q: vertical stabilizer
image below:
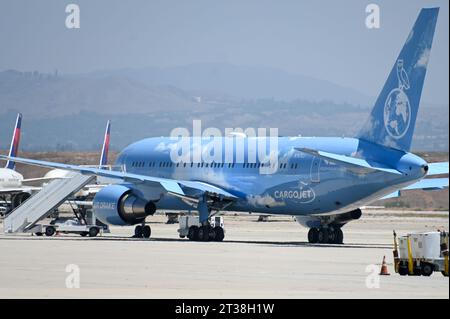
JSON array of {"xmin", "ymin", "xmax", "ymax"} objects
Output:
[
  {"xmin": 358, "ymin": 8, "xmax": 439, "ymax": 151},
  {"xmin": 5, "ymin": 113, "xmax": 22, "ymax": 170}
]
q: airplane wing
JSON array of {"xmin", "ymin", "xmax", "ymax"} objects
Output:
[
  {"xmin": 0, "ymin": 155, "xmax": 238, "ymax": 202},
  {"xmin": 22, "ymin": 176, "xmax": 68, "ymax": 184},
  {"xmin": 0, "ymin": 186, "xmax": 40, "ymax": 194},
  {"xmin": 295, "ymin": 148, "xmax": 402, "ymax": 175},
  {"xmin": 380, "ymin": 178, "xmax": 449, "ymax": 199},
  {"xmin": 427, "ymin": 162, "xmax": 449, "ymax": 176}
]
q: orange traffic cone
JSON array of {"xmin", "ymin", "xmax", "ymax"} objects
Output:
[{"xmin": 379, "ymin": 256, "xmax": 390, "ymax": 275}]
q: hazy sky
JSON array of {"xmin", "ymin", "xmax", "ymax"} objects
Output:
[{"xmin": 0, "ymin": 0, "xmax": 448, "ymax": 105}]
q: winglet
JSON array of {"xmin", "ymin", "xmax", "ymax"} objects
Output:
[
  {"xmin": 99, "ymin": 120, "xmax": 111, "ymax": 167},
  {"xmin": 5, "ymin": 113, "xmax": 22, "ymax": 170}
]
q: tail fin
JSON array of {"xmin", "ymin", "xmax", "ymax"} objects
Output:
[
  {"xmin": 99, "ymin": 120, "xmax": 111, "ymax": 167},
  {"xmin": 358, "ymin": 8, "xmax": 439, "ymax": 151},
  {"xmin": 5, "ymin": 113, "xmax": 22, "ymax": 170}
]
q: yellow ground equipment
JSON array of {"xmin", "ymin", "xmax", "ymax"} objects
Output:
[{"xmin": 393, "ymin": 230, "xmax": 449, "ymax": 277}]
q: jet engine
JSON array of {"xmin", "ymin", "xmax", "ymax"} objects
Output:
[
  {"xmin": 11, "ymin": 192, "xmax": 31, "ymax": 209},
  {"xmin": 332, "ymin": 209, "xmax": 362, "ymax": 225},
  {"xmin": 93, "ymin": 184, "xmax": 156, "ymax": 226}
]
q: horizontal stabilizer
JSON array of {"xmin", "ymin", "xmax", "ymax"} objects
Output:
[
  {"xmin": 402, "ymin": 177, "xmax": 448, "ymax": 190},
  {"xmin": 427, "ymin": 162, "xmax": 449, "ymax": 176},
  {"xmin": 381, "ymin": 177, "xmax": 448, "ymax": 199},
  {"xmin": 295, "ymin": 148, "xmax": 402, "ymax": 175}
]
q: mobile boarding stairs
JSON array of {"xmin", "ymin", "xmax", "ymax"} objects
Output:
[{"xmin": 3, "ymin": 172, "xmax": 95, "ymax": 234}]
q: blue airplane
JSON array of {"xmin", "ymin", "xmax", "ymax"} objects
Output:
[{"xmin": 1, "ymin": 8, "xmax": 448, "ymax": 243}]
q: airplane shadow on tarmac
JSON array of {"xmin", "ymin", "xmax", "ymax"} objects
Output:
[{"xmin": 0, "ymin": 234, "xmax": 391, "ymax": 249}]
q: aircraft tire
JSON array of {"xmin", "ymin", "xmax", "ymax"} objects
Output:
[
  {"xmin": 318, "ymin": 228, "xmax": 329, "ymax": 244},
  {"xmin": 214, "ymin": 226, "xmax": 225, "ymax": 242},
  {"xmin": 308, "ymin": 228, "xmax": 319, "ymax": 243},
  {"xmin": 134, "ymin": 225, "xmax": 143, "ymax": 238},
  {"xmin": 188, "ymin": 226, "xmax": 199, "ymax": 241},
  {"xmin": 328, "ymin": 229, "xmax": 337, "ymax": 243},
  {"xmin": 198, "ymin": 226, "xmax": 210, "ymax": 241},
  {"xmin": 208, "ymin": 226, "xmax": 216, "ymax": 241},
  {"xmin": 142, "ymin": 225, "xmax": 151, "ymax": 238},
  {"xmin": 334, "ymin": 228, "xmax": 344, "ymax": 244}
]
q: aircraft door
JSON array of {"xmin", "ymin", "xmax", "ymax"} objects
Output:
[{"xmin": 310, "ymin": 157, "xmax": 321, "ymax": 183}]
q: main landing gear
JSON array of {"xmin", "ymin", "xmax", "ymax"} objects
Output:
[
  {"xmin": 185, "ymin": 196, "xmax": 226, "ymax": 242},
  {"xmin": 133, "ymin": 223, "xmax": 151, "ymax": 238},
  {"xmin": 187, "ymin": 225, "xmax": 225, "ymax": 242},
  {"xmin": 308, "ymin": 226, "xmax": 343, "ymax": 244}
]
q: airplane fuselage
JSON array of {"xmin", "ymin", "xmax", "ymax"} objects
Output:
[
  {"xmin": 0, "ymin": 168, "xmax": 23, "ymax": 189},
  {"xmin": 115, "ymin": 136, "xmax": 427, "ymax": 217}
]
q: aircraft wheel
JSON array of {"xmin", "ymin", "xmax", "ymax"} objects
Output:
[
  {"xmin": 142, "ymin": 225, "xmax": 151, "ymax": 238},
  {"xmin": 334, "ymin": 228, "xmax": 344, "ymax": 244},
  {"xmin": 12, "ymin": 192, "xmax": 31, "ymax": 209},
  {"xmin": 308, "ymin": 228, "xmax": 319, "ymax": 243},
  {"xmin": 208, "ymin": 226, "xmax": 217, "ymax": 241},
  {"xmin": 35, "ymin": 232, "xmax": 43, "ymax": 237},
  {"xmin": 328, "ymin": 229, "xmax": 337, "ymax": 243},
  {"xmin": 45, "ymin": 226, "xmax": 56, "ymax": 237},
  {"xmin": 214, "ymin": 226, "xmax": 225, "ymax": 242},
  {"xmin": 198, "ymin": 226, "xmax": 210, "ymax": 241},
  {"xmin": 134, "ymin": 225, "xmax": 143, "ymax": 238},
  {"xmin": 318, "ymin": 228, "xmax": 329, "ymax": 244},
  {"xmin": 80, "ymin": 232, "xmax": 88, "ymax": 237},
  {"xmin": 188, "ymin": 226, "xmax": 198, "ymax": 241}
]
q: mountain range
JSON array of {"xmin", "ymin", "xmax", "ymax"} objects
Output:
[{"xmin": 0, "ymin": 64, "xmax": 448, "ymax": 152}]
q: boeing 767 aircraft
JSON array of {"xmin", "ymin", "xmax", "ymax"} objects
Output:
[{"xmin": 2, "ymin": 8, "xmax": 448, "ymax": 243}]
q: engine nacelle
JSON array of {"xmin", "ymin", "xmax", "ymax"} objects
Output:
[
  {"xmin": 93, "ymin": 184, "xmax": 156, "ymax": 226},
  {"xmin": 332, "ymin": 209, "xmax": 362, "ymax": 225}
]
